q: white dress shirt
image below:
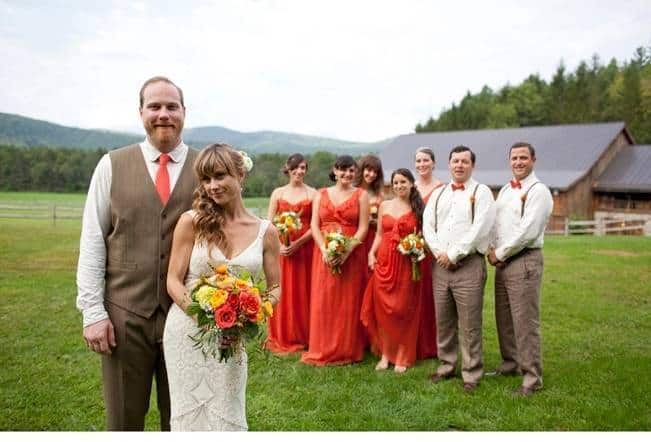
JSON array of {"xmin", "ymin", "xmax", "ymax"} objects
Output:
[
  {"xmin": 491, "ymin": 172, "xmax": 554, "ymax": 262},
  {"xmin": 423, "ymin": 177, "xmax": 496, "ymax": 264},
  {"xmin": 76, "ymin": 139, "xmax": 190, "ymax": 327}
]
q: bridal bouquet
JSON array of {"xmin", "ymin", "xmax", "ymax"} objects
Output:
[
  {"xmin": 273, "ymin": 211, "xmax": 302, "ymax": 246},
  {"xmin": 324, "ymin": 231, "xmax": 358, "ymax": 275},
  {"xmin": 397, "ymin": 232, "xmax": 427, "ymax": 281},
  {"xmin": 186, "ymin": 263, "xmax": 274, "ymax": 362}
]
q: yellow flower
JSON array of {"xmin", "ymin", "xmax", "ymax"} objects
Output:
[
  {"xmin": 214, "ymin": 264, "xmax": 229, "ymax": 275},
  {"xmin": 236, "ymin": 278, "xmax": 250, "ymax": 289},
  {"xmin": 251, "ymin": 287, "xmax": 260, "ymax": 296},
  {"xmin": 256, "ymin": 309, "xmax": 265, "ymax": 323},
  {"xmin": 262, "ymin": 300, "xmax": 273, "ymax": 317},
  {"xmin": 209, "ymin": 289, "xmax": 228, "ymax": 309},
  {"xmin": 216, "ymin": 276, "xmax": 236, "ymax": 289},
  {"xmin": 196, "ymin": 285, "xmax": 217, "ymax": 309}
]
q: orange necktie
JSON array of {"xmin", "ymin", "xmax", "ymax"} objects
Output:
[{"xmin": 155, "ymin": 154, "xmax": 171, "ymax": 205}]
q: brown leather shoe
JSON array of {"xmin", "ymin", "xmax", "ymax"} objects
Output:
[
  {"xmin": 513, "ymin": 386, "xmax": 536, "ymax": 397},
  {"xmin": 429, "ymin": 373, "xmax": 454, "ymax": 384},
  {"xmin": 463, "ymin": 382, "xmax": 478, "ymax": 393}
]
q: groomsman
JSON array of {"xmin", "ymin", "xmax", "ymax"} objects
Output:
[
  {"xmin": 488, "ymin": 141, "xmax": 553, "ymax": 397},
  {"xmin": 76, "ymin": 76, "xmax": 198, "ymax": 429},
  {"xmin": 423, "ymin": 146, "xmax": 495, "ymax": 393}
]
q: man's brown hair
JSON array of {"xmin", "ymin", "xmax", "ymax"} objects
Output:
[{"xmin": 139, "ymin": 76, "xmax": 185, "ymax": 108}]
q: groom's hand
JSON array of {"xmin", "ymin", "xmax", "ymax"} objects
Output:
[{"xmin": 83, "ymin": 319, "xmax": 117, "ymax": 355}]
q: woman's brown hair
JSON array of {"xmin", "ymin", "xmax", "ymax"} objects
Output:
[{"xmin": 354, "ymin": 154, "xmax": 384, "ymax": 193}]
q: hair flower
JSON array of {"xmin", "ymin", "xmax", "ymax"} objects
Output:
[{"xmin": 239, "ymin": 150, "xmax": 254, "ymax": 172}]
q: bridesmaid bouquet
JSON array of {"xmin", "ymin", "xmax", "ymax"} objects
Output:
[
  {"xmin": 324, "ymin": 231, "xmax": 358, "ymax": 275},
  {"xmin": 369, "ymin": 204, "xmax": 379, "ymax": 225},
  {"xmin": 272, "ymin": 210, "xmax": 302, "ymax": 246},
  {"xmin": 397, "ymin": 232, "xmax": 427, "ymax": 281},
  {"xmin": 186, "ymin": 263, "xmax": 275, "ymax": 362}
]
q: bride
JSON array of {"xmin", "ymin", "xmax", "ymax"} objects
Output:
[{"xmin": 163, "ymin": 143, "xmax": 280, "ymax": 431}]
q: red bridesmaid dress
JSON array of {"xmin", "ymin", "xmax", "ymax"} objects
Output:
[
  {"xmin": 266, "ymin": 198, "xmax": 313, "ymax": 353},
  {"xmin": 416, "ymin": 188, "xmax": 439, "ymax": 359},
  {"xmin": 361, "ymin": 211, "xmax": 423, "ymax": 367},
  {"xmin": 301, "ymin": 188, "xmax": 368, "ymax": 365}
]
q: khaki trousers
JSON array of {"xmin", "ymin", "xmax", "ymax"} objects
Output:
[
  {"xmin": 101, "ymin": 303, "xmax": 170, "ymax": 431},
  {"xmin": 433, "ymin": 253, "xmax": 486, "ymax": 384},
  {"xmin": 494, "ymin": 248, "xmax": 543, "ymax": 389}
]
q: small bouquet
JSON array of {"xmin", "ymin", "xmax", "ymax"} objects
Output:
[
  {"xmin": 186, "ymin": 263, "xmax": 274, "ymax": 362},
  {"xmin": 273, "ymin": 211, "xmax": 302, "ymax": 246},
  {"xmin": 324, "ymin": 231, "xmax": 358, "ymax": 274},
  {"xmin": 369, "ymin": 204, "xmax": 379, "ymax": 225},
  {"xmin": 397, "ymin": 232, "xmax": 427, "ymax": 281}
]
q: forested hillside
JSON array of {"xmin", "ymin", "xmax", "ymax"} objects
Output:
[
  {"xmin": 0, "ymin": 113, "xmax": 141, "ymax": 149},
  {"xmin": 0, "ymin": 113, "xmax": 388, "ymax": 154},
  {"xmin": 0, "ymin": 145, "xmax": 337, "ymax": 196},
  {"xmin": 416, "ymin": 47, "xmax": 651, "ymax": 143}
]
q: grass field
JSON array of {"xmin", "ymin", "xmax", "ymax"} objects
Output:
[{"xmin": 0, "ymin": 192, "xmax": 650, "ymax": 430}]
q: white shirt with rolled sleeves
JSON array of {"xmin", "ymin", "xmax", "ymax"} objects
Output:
[
  {"xmin": 491, "ymin": 172, "xmax": 553, "ymax": 262},
  {"xmin": 76, "ymin": 139, "xmax": 189, "ymax": 327},
  {"xmin": 423, "ymin": 177, "xmax": 496, "ymax": 264}
]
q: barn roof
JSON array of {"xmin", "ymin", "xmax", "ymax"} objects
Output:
[
  {"xmin": 594, "ymin": 145, "xmax": 651, "ymax": 193},
  {"xmin": 379, "ymin": 122, "xmax": 633, "ymax": 190}
]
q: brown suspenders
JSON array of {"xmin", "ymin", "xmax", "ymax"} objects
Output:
[{"xmin": 433, "ymin": 184, "xmax": 480, "ymax": 233}]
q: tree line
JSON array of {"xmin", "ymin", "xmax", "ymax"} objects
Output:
[
  {"xmin": 416, "ymin": 46, "xmax": 651, "ymax": 144},
  {"xmin": 0, "ymin": 145, "xmax": 338, "ymax": 197}
]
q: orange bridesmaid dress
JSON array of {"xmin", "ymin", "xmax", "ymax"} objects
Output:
[
  {"xmin": 301, "ymin": 188, "xmax": 367, "ymax": 365},
  {"xmin": 266, "ymin": 198, "xmax": 313, "ymax": 353},
  {"xmin": 416, "ymin": 188, "xmax": 439, "ymax": 359},
  {"xmin": 361, "ymin": 211, "xmax": 423, "ymax": 367}
]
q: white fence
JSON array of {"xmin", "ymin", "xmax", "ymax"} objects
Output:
[
  {"xmin": 0, "ymin": 203, "xmax": 262, "ymax": 225},
  {"xmin": 1, "ymin": 203, "xmax": 648, "ymax": 236},
  {"xmin": 0, "ymin": 203, "xmax": 84, "ymax": 225},
  {"xmin": 547, "ymin": 215, "xmax": 651, "ymax": 236}
]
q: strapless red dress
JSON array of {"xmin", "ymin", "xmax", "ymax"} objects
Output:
[{"xmin": 301, "ymin": 188, "xmax": 367, "ymax": 365}]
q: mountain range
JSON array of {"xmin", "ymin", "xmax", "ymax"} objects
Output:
[{"xmin": 0, "ymin": 112, "xmax": 391, "ymax": 154}]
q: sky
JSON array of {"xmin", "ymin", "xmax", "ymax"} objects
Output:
[{"xmin": 1, "ymin": 0, "xmax": 649, "ymax": 143}]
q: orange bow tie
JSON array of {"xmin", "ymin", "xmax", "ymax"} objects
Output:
[
  {"xmin": 510, "ymin": 179, "xmax": 521, "ymax": 189},
  {"xmin": 451, "ymin": 183, "xmax": 465, "ymax": 191}
]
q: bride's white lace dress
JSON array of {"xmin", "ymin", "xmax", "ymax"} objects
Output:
[{"xmin": 163, "ymin": 213, "xmax": 270, "ymax": 431}]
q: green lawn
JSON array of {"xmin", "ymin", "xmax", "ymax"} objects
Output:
[{"xmin": 0, "ymin": 194, "xmax": 650, "ymax": 430}]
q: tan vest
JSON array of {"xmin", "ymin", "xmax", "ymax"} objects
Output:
[{"xmin": 105, "ymin": 144, "xmax": 199, "ymax": 318}]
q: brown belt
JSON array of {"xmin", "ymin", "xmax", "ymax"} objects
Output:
[{"xmin": 505, "ymin": 248, "xmax": 537, "ymax": 263}]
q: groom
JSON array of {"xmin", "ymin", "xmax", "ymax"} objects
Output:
[{"xmin": 76, "ymin": 76, "xmax": 198, "ymax": 430}]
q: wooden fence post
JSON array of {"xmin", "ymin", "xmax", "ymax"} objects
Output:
[{"xmin": 564, "ymin": 217, "xmax": 569, "ymax": 236}]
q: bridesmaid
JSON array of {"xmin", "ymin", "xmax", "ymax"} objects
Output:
[
  {"xmin": 301, "ymin": 155, "xmax": 370, "ymax": 365},
  {"xmin": 266, "ymin": 154, "xmax": 317, "ymax": 354},
  {"xmin": 414, "ymin": 147, "xmax": 445, "ymax": 360},
  {"xmin": 361, "ymin": 168, "xmax": 425, "ymax": 373},
  {"xmin": 355, "ymin": 155, "xmax": 384, "ymax": 269}
]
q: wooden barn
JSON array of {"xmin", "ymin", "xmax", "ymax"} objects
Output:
[{"xmin": 378, "ymin": 122, "xmax": 651, "ymax": 232}]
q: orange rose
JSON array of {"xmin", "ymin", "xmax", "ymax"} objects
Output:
[
  {"xmin": 215, "ymin": 305, "xmax": 237, "ymax": 329},
  {"xmin": 239, "ymin": 293, "xmax": 261, "ymax": 317}
]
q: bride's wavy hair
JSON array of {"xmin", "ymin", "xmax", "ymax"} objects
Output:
[{"xmin": 192, "ymin": 143, "xmax": 247, "ymax": 249}]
